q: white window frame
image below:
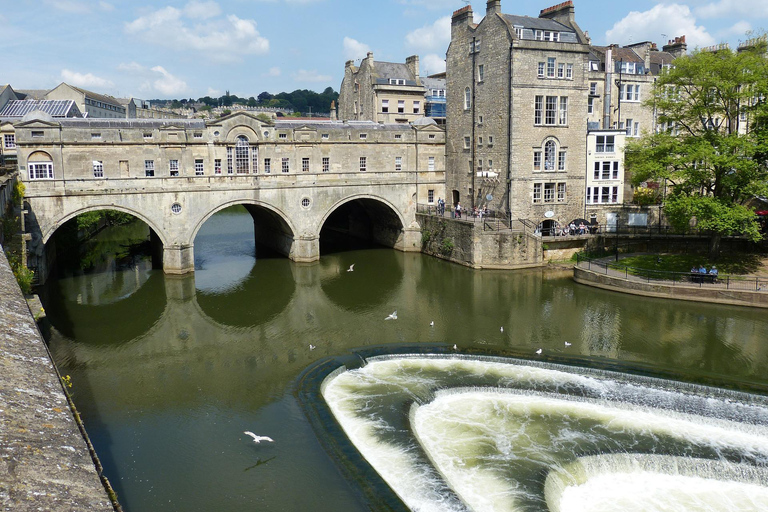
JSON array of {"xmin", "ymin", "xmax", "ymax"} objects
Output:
[
  {"xmin": 428, "ymin": 156, "xmax": 435, "ymax": 171},
  {"xmin": 359, "ymin": 156, "xmax": 367, "ymax": 172},
  {"xmin": 302, "ymin": 157, "xmax": 310, "ymax": 172},
  {"xmin": 264, "ymin": 158, "xmax": 271, "ymax": 174},
  {"xmin": 169, "ymin": 159, "xmax": 179, "ymax": 177},
  {"xmin": 93, "ymin": 160, "xmax": 104, "ymax": 178},
  {"xmin": 145, "ymin": 160, "xmax": 154, "ymax": 177},
  {"xmin": 29, "ymin": 162, "xmax": 54, "ymax": 180},
  {"xmin": 395, "ymin": 156, "xmax": 402, "ymax": 171},
  {"xmin": 281, "ymin": 157, "xmax": 290, "ymax": 173},
  {"xmin": 413, "ymin": 100, "xmax": 420, "ymax": 114},
  {"xmin": 195, "ymin": 159, "xmax": 204, "ymax": 176},
  {"xmin": 381, "ymin": 99, "xmax": 389, "ymax": 113},
  {"xmin": 322, "ymin": 157, "xmax": 330, "ymax": 172}
]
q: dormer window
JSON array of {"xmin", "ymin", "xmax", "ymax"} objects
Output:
[
  {"xmin": 389, "ymin": 78, "xmax": 406, "ymax": 85},
  {"xmin": 535, "ymin": 30, "xmax": 559, "ymax": 42}
]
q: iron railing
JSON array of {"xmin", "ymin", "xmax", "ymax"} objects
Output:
[{"xmin": 575, "ymin": 254, "xmax": 768, "ymax": 292}]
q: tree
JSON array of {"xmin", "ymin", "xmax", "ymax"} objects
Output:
[{"xmin": 626, "ymin": 38, "xmax": 768, "ymax": 256}]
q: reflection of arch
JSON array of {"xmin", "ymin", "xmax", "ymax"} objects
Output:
[
  {"xmin": 190, "ymin": 200, "xmax": 297, "ymax": 247},
  {"xmin": 41, "ymin": 205, "xmax": 168, "ymax": 245},
  {"xmin": 43, "ymin": 271, "xmax": 167, "ymax": 346}
]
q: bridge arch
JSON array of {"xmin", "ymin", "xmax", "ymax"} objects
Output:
[
  {"xmin": 318, "ymin": 194, "xmax": 408, "ymax": 251},
  {"xmin": 41, "ymin": 204, "xmax": 169, "ymax": 246},
  {"xmin": 190, "ymin": 199, "xmax": 299, "ymax": 259}
]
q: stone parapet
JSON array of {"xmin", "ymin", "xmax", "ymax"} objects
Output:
[{"xmin": 0, "ymin": 245, "xmax": 115, "ymax": 511}]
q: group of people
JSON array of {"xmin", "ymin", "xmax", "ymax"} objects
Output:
[
  {"xmin": 434, "ymin": 198, "xmax": 489, "ymax": 220},
  {"xmin": 559, "ymin": 221, "xmax": 593, "ymax": 236},
  {"xmin": 691, "ymin": 264, "xmax": 718, "ymax": 276}
]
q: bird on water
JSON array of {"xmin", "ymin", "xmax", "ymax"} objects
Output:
[
  {"xmin": 347, "ymin": 264, "xmax": 355, "ymax": 272},
  {"xmin": 385, "ymin": 311, "xmax": 397, "ymax": 320}
]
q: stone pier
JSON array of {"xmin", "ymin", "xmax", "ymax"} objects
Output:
[{"xmin": 0, "ymin": 246, "xmax": 115, "ymax": 511}]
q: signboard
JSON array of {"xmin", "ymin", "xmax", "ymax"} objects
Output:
[{"xmin": 544, "ymin": 211, "xmax": 555, "ymax": 218}]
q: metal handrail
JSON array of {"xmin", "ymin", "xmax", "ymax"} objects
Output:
[{"xmin": 575, "ymin": 254, "xmax": 768, "ymax": 292}]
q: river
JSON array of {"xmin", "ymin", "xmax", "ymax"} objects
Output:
[{"xmin": 39, "ymin": 207, "xmax": 768, "ymax": 511}]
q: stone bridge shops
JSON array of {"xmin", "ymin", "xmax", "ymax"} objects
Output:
[{"xmin": 13, "ymin": 112, "xmax": 446, "ymax": 282}]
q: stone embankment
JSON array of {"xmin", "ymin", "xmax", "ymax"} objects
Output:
[{"xmin": 0, "ymin": 246, "xmax": 115, "ymax": 511}]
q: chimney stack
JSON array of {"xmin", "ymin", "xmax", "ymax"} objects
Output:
[
  {"xmin": 406, "ymin": 55, "xmax": 420, "ymax": 80},
  {"xmin": 486, "ymin": 0, "xmax": 501, "ymax": 15},
  {"xmin": 662, "ymin": 35, "xmax": 687, "ymax": 58}
]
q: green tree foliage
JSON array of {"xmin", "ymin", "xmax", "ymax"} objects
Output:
[{"xmin": 625, "ymin": 37, "xmax": 768, "ymax": 255}]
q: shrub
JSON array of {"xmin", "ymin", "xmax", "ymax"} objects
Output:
[{"xmin": 439, "ymin": 237, "xmax": 454, "ymax": 255}]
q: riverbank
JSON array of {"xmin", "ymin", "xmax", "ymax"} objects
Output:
[
  {"xmin": 0, "ymin": 245, "xmax": 116, "ymax": 511},
  {"xmin": 574, "ymin": 256, "xmax": 768, "ymax": 309}
]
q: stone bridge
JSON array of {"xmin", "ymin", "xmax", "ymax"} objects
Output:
[{"xmin": 14, "ymin": 113, "xmax": 446, "ymax": 281}]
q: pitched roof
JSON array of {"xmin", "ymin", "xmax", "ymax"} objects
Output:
[
  {"xmin": 0, "ymin": 99, "xmax": 82, "ymax": 118},
  {"xmin": 500, "ymin": 14, "xmax": 574, "ymax": 32},
  {"xmin": 590, "ymin": 46, "xmax": 644, "ymax": 63},
  {"xmin": 14, "ymin": 89, "xmax": 48, "ymax": 100},
  {"xmin": 374, "ymin": 61, "xmax": 415, "ymax": 81}
]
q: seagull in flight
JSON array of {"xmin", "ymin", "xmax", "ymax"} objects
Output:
[
  {"xmin": 430, "ymin": 321, "xmax": 434, "ymax": 326},
  {"xmin": 564, "ymin": 342, "xmax": 572, "ymax": 347},
  {"xmin": 385, "ymin": 310, "xmax": 397, "ymax": 320},
  {"xmin": 309, "ymin": 344, "xmax": 316, "ymax": 351},
  {"xmin": 347, "ymin": 264, "xmax": 355, "ymax": 272},
  {"xmin": 535, "ymin": 348, "xmax": 542, "ymax": 355},
  {"xmin": 453, "ymin": 344, "xmax": 458, "ymax": 350},
  {"xmin": 244, "ymin": 431, "xmax": 274, "ymax": 444}
]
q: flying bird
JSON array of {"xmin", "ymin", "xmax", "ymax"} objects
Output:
[
  {"xmin": 500, "ymin": 326, "xmax": 504, "ymax": 332},
  {"xmin": 309, "ymin": 344, "xmax": 316, "ymax": 351},
  {"xmin": 385, "ymin": 311, "xmax": 397, "ymax": 320},
  {"xmin": 453, "ymin": 344, "xmax": 458, "ymax": 350},
  {"xmin": 347, "ymin": 264, "xmax": 354, "ymax": 272},
  {"xmin": 430, "ymin": 321, "xmax": 434, "ymax": 326},
  {"xmin": 244, "ymin": 431, "xmax": 274, "ymax": 444},
  {"xmin": 564, "ymin": 342, "xmax": 572, "ymax": 347},
  {"xmin": 535, "ymin": 348, "xmax": 542, "ymax": 355}
]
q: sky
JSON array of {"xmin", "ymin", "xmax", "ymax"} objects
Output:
[{"xmin": 1, "ymin": 0, "xmax": 766, "ymax": 100}]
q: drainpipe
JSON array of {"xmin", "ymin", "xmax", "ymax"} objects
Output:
[
  {"xmin": 471, "ymin": 36, "xmax": 477, "ymax": 210},
  {"xmin": 507, "ymin": 43, "xmax": 513, "ymax": 221},
  {"xmin": 603, "ymin": 48, "xmax": 613, "ymax": 129}
]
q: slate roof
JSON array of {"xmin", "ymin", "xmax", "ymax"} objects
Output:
[
  {"xmin": 56, "ymin": 118, "xmax": 206, "ymax": 129},
  {"xmin": 500, "ymin": 14, "xmax": 574, "ymax": 32},
  {"xmin": 14, "ymin": 89, "xmax": 48, "ymax": 100},
  {"xmin": 421, "ymin": 77, "xmax": 446, "ymax": 91},
  {"xmin": 0, "ymin": 99, "xmax": 82, "ymax": 118},
  {"xmin": 590, "ymin": 46, "xmax": 644, "ymax": 63},
  {"xmin": 374, "ymin": 61, "xmax": 415, "ymax": 81}
]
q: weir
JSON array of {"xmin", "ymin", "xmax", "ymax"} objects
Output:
[{"xmin": 321, "ymin": 355, "xmax": 768, "ymax": 512}]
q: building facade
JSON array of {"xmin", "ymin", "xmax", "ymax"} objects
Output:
[{"xmin": 447, "ymin": 0, "xmax": 590, "ymax": 233}]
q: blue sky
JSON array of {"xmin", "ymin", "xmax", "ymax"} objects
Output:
[{"xmin": 1, "ymin": 0, "xmax": 765, "ymax": 100}]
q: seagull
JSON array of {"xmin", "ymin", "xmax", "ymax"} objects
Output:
[
  {"xmin": 385, "ymin": 310, "xmax": 397, "ymax": 320},
  {"xmin": 347, "ymin": 264, "xmax": 354, "ymax": 272},
  {"xmin": 309, "ymin": 344, "xmax": 316, "ymax": 351},
  {"xmin": 535, "ymin": 348, "xmax": 542, "ymax": 355},
  {"xmin": 430, "ymin": 321, "xmax": 434, "ymax": 326},
  {"xmin": 453, "ymin": 344, "xmax": 458, "ymax": 350},
  {"xmin": 244, "ymin": 431, "xmax": 274, "ymax": 444},
  {"xmin": 564, "ymin": 342, "xmax": 572, "ymax": 347},
  {"xmin": 500, "ymin": 326, "xmax": 504, "ymax": 332}
]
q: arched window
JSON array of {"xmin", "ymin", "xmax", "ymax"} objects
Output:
[
  {"xmin": 544, "ymin": 140, "xmax": 556, "ymax": 170},
  {"xmin": 28, "ymin": 151, "xmax": 54, "ymax": 180},
  {"xmin": 464, "ymin": 87, "xmax": 471, "ymax": 110},
  {"xmin": 235, "ymin": 135, "xmax": 250, "ymax": 174}
]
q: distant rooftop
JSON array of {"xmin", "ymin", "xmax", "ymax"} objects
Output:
[{"xmin": 0, "ymin": 99, "xmax": 81, "ymax": 118}]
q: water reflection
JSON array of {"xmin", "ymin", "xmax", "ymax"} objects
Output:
[{"xmin": 39, "ymin": 207, "xmax": 768, "ymax": 512}]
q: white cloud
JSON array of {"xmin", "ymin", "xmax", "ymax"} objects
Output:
[
  {"xmin": 264, "ymin": 67, "xmax": 282, "ymax": 77},
  {"xmin": 125, "ymin": 3, "xmax": 269, "ymax": 62},
  {"xmin": 421, "ymin": 53, "xmax": 446, "ymax": 75},
  {"xmin": 343, "ymin": 36, "xmax": 370, "ymax": 61},
  {"xmin": 184, "ymin": 0, "xmax": 221, "ymax": 19},
  {"xmin": 719, "ymin": 20, "xmax": 752, "ymax": 38},
  {"xmin": 151, "ymin": 66, "xmax": 188, "ymax": 96},
  {"xmin": 117, "ymin": 62, "xmax": 145, "ymax": 72},
  {"xmin": 61, "ymin": 69, "xmax": 114, "ymax": 89},
  {"xmin": 695, "ymin": 0, "xmax": 768, "ymax": 19},
  {"xmin": 606, "ymin": 4, "xmax": 715, "ymax": 49},
  {"xmin": 292, "ymin": 69, "xmax": 332, "ymax": 83},
  {"xmin": 405, "ymin": 16, "xmax": 450, "ymax": 53}
]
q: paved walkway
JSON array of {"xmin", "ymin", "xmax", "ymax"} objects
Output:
[
  {"xmin": 0, "ymin": 246, "xmax": 114, "ymax": 511},
  {"xmin": 576, "ymin": 256, "xmax": 768, "ymax": 294}
]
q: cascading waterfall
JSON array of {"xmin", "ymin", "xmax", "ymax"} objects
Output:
[{"xmin": 321, "ymin": 355, "xmax": 768, "ymax": 512}]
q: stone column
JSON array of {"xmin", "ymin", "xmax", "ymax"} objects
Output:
[
  {"xmin": 163, "ymin": 244, "xmax": 195, "ymax": 274},
  {"xmin": 401, "ymin": 226, "xmax": 422, "ymax": 252}
]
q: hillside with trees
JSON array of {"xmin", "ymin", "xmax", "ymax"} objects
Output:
[{"xmin": 153, "ymin": 87, "xmax": 338, "ymax": 115}]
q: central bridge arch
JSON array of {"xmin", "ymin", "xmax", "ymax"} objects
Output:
[{"xmin": 190, "ymin": 200, "xmax": 299, "ymax": 261}]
